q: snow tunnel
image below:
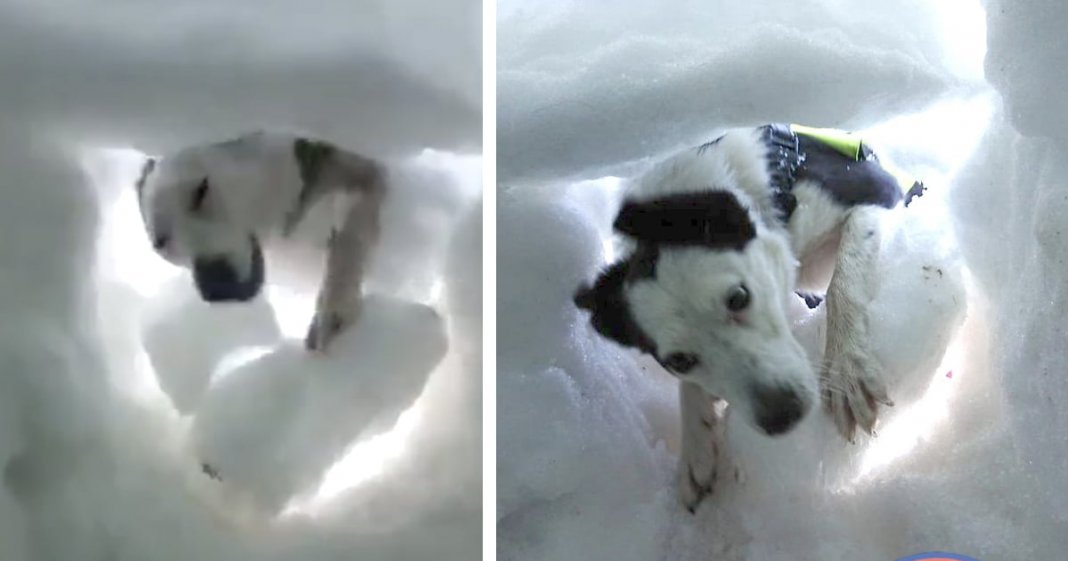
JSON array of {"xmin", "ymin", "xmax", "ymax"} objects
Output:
[
  {"xmin": 0, "ymin": 1, "xmax": 482, "ymax": 559},
  {"xmin": 496, "ymin": 0, "xmax": 1068, "ymax": 559}
]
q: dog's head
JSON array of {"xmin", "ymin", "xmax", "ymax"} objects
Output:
[
  {"xmin": 575, "ymin": 191, "xmax": 817, "ymax": 436},
  {"xmin": 136, "ymin": 154, "xmax": 265, "ymax": 303}
]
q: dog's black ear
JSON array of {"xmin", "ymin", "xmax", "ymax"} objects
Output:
[
  {"xmin": 135, "ymin": 157, "xmax": 157, "ymax": 202},
  {"xmin": 573, "ymin": 260, "xmax": 656, "ymax": 355},
  {"xmin": 574, "ymin": 283, "xmax": 596, "ymax": 311},
  {"xmin": 613, "ymin": 191, "xmax": 756, "ymax": 250}
]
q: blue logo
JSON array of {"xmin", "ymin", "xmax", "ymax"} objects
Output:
[{"xmin": 896, "ymin": 553, "xmax": 980, "ymax": 561}]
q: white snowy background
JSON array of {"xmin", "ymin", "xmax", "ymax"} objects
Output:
[
  {"xmin": 0, "ymin": 1, "xmax": 481, "ymax": 560},
  {"xmin": 498, "ymin": 1, "xmax": 1067, "ymax": 559}
]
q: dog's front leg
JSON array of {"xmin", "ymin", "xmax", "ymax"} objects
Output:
[
  {"xmin": 305, "ymin": 185, "xmax": 384, "ymax": 352},
  {"xmin": 822, "ymin": 206, "xmax": 893, "ymax": 441},
  {"xmin": 677, "ymin": 381, "xmax": 734, "ymax": 512}
]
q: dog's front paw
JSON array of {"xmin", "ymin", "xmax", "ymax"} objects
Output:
[
  {"xmin": 304, "ymin": 300, "xmax": 361, "ymax": 353},
  {"xmin": 678, "ymin": 448, "xmax": 716, "ymax": 513},
  {"xmin": 677, "ymin": 448, "xmax": 742, "ymax": 513},
  {"xmin": 821, "ymin": 347, "xmax": 893, "ymax": 442}
]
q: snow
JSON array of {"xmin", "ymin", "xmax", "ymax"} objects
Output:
[
  {"xmin": 0, "ymin": 1, "xmax": 480, "ymax": 559},
  {"xmin": 498, "ymin": 1, "xmax": 1068, "ymax": 559}
]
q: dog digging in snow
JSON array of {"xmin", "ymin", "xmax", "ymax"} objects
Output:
[
  {"xmin": 136, "ymin": 131, "xmax": 385, "ymax": 352},
  {"xmin": 574, "ymin": 124, "xmax": 927, "ymax": 510}
]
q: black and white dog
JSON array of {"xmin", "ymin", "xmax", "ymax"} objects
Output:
[
  {"xmin": 136, "ymin": 131, "xmax": 386, "ymax": 352},
  {"xmin": 574, "ymin": 124, "xmax": 925, "ymax": 509}
]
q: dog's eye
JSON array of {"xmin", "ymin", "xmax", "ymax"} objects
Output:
[
  {"xmin": 190, "ymin": 178, "xmax": 209, "ymax": 212},
  {"xmin": 662, "ymin": 352, "xmax": 699, "ymax": 374},
  {"xmin": 726, "ymin": 284, "xmax": 750, "ymax": 312},
  {"xmin": 152, "ymin": 233, "xmax": 170, "ymax": 250}
]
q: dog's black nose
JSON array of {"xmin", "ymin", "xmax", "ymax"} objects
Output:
[
  {"xmin": 752, "ymin": 385, "xmax": 808, "ymax": 436},
  {"xmin": 192, "ymin": 241, "xmax": 264, "ymax": 303},
  {"xmin": 193, "ymin": 256, "xmax": 246, "ymax": 302}
]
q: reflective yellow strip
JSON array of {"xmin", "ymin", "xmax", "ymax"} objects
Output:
[{"xmin": 789, "ymin": 123, "xmax": 862, "ymax": 160}]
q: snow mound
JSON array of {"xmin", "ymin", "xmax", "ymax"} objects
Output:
[{"xmin": 192, "ymin": 295, "xmax": 447, "ymax": 514}]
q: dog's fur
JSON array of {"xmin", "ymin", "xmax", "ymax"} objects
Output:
[
  {"xmin": 136, "ymin": 131, "xmax": 386, "ymax": 352},
  {"xmin": 575, "ymin": 126, "xmax": 907, "ymax": 509}
]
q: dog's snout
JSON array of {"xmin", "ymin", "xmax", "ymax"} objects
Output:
[
  {"xmin": 193, "ymin": 256, "xmax": 242, "ymax": 301},
  {"xmin": 192, "ymin": 241, "xmax": 264, "ymax": 303},
  {"xmin": 753, "ymin": 384, "xmax": 809, "ymax": 436}
]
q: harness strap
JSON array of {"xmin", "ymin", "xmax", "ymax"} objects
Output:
[{"xmin": 761, "ymin": 124, "xmax": 805, "ymax": 221}]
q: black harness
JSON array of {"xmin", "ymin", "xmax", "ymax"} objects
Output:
[{"xmin": 702, "ymin": 124, "xmax": 925, "ymax": 224}]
